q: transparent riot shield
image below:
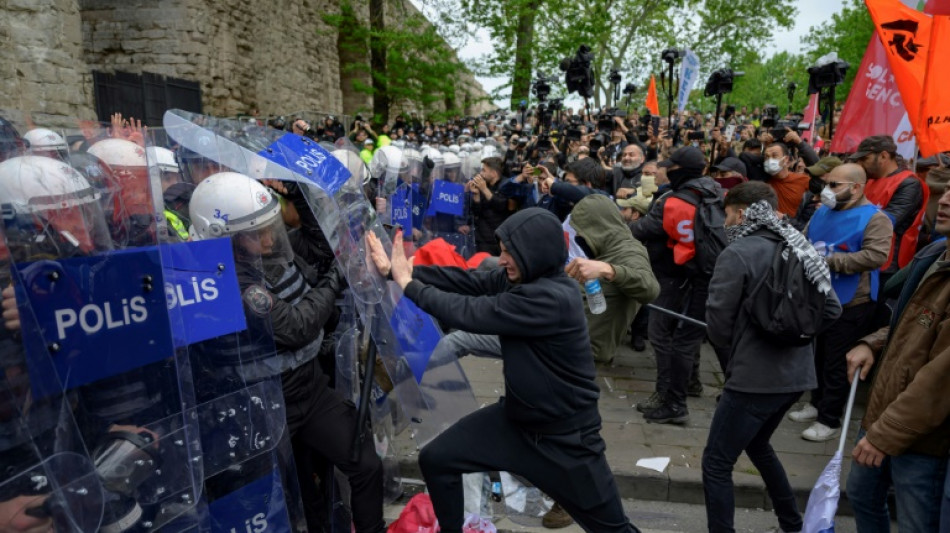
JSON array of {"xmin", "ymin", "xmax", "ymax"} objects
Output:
[
  {"xmin": 164, "ymin": 110, "xmax": 479, "ymax": 453},
  {"xmin": 461, "ymin": 147, "xmax": 482, "ymax": 182},
  {"xmin": 149, "ymin": 136, "xmax": 308, "ymax": 533},
  {"xmin": 421, "ymin": 148, "xmax": 475, "ymax": 259},
  {"xmin": 0, "ymin": 132, "xmax": 206, "ymax": 532}
]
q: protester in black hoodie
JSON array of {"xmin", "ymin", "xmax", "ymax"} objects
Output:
[{"xmin": 367, "ymin": 208, "xmax": 640, "ymax": 533}]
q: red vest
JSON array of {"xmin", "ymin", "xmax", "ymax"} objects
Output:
[{"xmin": 864, "ymin": 169, "xmax": 929, "ymax": 270}]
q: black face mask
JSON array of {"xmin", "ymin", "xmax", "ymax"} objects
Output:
[{"xmin": 667, "ymin": 168, "xmax": 694, "ymax": 189}]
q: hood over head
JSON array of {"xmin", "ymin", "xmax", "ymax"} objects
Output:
[
  {"xmin": 495, "ymin": 207, "xmax": 566, "ymax": 283},
  {"xmin": 569, "ymin": 194, "xmax": 626, "ymax": 258}
]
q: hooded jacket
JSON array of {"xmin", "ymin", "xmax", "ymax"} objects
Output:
[
  {"xmin": 404, "ymin": 208, "xmax": 601, "ymax": 434},
  {"xmin": 569, "ymin": 195, "xmax": 660, "ymax": 362}
]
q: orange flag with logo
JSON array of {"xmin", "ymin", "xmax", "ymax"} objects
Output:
[
  {"xmin": 916, "ymin": 15, "xmax": 950, "ymax": 156},
  {"xmin": 645, "ymin": 75, "xmax": 660, "ymax": 116},
  {"xmin": 865, "ymin": 0, "xmax": 932, "ymax": 125}
]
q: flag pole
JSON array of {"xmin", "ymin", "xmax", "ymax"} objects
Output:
[{"xmin": 837, "ymin": 368, "xmax": 863, "ymax": 456}]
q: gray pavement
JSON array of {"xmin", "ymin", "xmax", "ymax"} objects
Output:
[{"xmin": 390, "ymin": 339, "xmax": 870, "ymax": 525}]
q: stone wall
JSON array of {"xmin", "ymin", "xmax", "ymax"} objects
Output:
[
  {"xmin": 81, "ymin": 0, "xmax": 345, "ymax": 117},
  {"xmin": 0, "ymin": 0, "xmax": 488, "ymax": 127},
  {"xmin": 0, "ymin": 0, "xmax": 95, "ymax": 127}
]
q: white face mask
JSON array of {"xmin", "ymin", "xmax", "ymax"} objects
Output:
[
  {"xmin": 764, "ymin": 158, "xmax": 783, "ymax": 175},
  {"xmin": 820, "ymin": 186, "xmax": 838, "ymax": 209}
]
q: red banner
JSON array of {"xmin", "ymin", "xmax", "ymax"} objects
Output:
[{"xmin": 830, "ymin": 34, "xmax": 914, "ymax": 156}]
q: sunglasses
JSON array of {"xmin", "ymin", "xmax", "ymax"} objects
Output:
[{"xmin": 826, "ymin": 181, "xmax": 856, "ymax": 188}]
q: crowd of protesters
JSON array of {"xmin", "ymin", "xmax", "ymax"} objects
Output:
[
  {"xmin": 4, "ymin": 97, "xmax": 950, "ymax": 533},
  {"xmin": 270, "ymin": 101, "xmax": 950, "ymax": 532}
]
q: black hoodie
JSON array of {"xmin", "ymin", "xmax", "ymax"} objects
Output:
[{"xmin": 404, "ymin": 208, "xmax": 601, "ymax": 434}]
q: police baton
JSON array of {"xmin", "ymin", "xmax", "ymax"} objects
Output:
[
  {"xmin": 646, "ymin": 303, "xmax": 708, "ymax": 329},
  {"xmin": 351, "ymin": 316, "xmax": 379, "ymax": 463}
]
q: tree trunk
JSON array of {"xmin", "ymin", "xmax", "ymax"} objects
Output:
[
  {"xmin": 370, "ymin": 0, "xmax": 389, "ymax": 124},
  {"xmin": 509, "ymin": 1, "xmax": 540, "ymax": 110}
]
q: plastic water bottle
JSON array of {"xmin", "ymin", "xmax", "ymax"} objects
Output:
[{"xmin": 585, "ymin": 279, "xmax": 607, "ymax": 314}]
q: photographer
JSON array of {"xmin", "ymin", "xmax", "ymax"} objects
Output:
[
  {"xmin": 758, "ymin": 127, "xmax": 820, "ymax": 168},
  {"xmin": 349, "ymin": 117, "xmax": 378, "ymax": 145},
  {"xmin": 467, "ymin": 157, "xmax": 513, "ymax": 255},
  {"xmin": 292, "ymin": 118, "xmax": 314, "ymax": 139}
]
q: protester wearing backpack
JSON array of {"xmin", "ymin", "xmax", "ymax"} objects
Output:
[
  {"xmin": 703, "ymin": 182, "xmax": 842, "ymax": 533},
  {"xmin": 631, "ymin": 145, "xmax": 726, "ymax": 424},
  {"xmin": 788, "ymin": 163, "xmax": 892, "ymax": 443}
]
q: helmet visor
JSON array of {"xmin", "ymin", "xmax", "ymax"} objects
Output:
[{"xmin": 232, "ymin": 215, "xmax": 294, "ymax": 265}]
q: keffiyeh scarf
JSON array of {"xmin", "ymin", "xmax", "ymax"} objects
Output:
[{"xmin": 727, "ymin": 200, "xmax": 833, "ymax": 295}]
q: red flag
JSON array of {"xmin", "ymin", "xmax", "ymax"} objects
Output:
[
  {"xmin": 916, "ymin": 15, "xmax": 950, "ymax": 156},
  {"xmin": 645, "ymin": 75, "xmax": 660, "ymax": 116},
  {"xmin": 925, "ymin": 0, "xmax": 950, "ymax": 15},
  {"xmin": 830, "ymin": 34, "xmax": 915, "ymax": 156},
  {"xmin": 801, "ymin": 93, "xmax": 820, "ymax": 144},
  {"xmin": 865, "ymin": 0, "xmax": 933, "ymax": 124}
]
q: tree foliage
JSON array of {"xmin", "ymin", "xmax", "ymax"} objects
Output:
[
  {"xmin": 324, "ymin": 0, "xmax": 472, "ymax": 122},
  {"xmin": 419, "ymin": 0, "xmax": 797, "ymax": 109}
]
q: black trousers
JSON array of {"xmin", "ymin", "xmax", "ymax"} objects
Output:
[
  {"xmin": 649, "ymin": 276, "xmax": 709, "ymax": 408},
  {"xmin": 630, "ymin": 305, "xmax": 650, "ymax": 340},
  {"xmin": 419, "ymin": 402, "xmax": 639, "ymax": 533},
  {"xmin": 810, "ymin": 301, "xmax": 877, "ymax": 429},
  {"xmin": 289, "ymin": 384, "xmax": 384, "ymax": 533}
]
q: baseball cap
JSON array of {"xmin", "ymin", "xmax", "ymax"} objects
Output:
[
  {"xmin": 850, "ymin": 135, "xmax": 898, "ymax": 160},
  {"xmin": 657, "ymin": 146, "xmax": 706, "ymax": 172},
  {"xmin": 917, "ymin": 153, "xmax": 950, "ymax": 168},
  {"xmin": 364, "ymin": 138, "xmax": 375, "ymax": 145},
  {"xmin": 805, "ymin": 156, "xmax": 843, "ymax": 177},
  {"xmin": 712, "ymin": 157, "xmax": 747, "ymax": 178}
]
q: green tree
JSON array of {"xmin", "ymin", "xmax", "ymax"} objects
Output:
[
  {"xmin": 725, "ymin": 51, "xmax": 812, "ymax": 114},
  {"xmin": 324, "ymin": 0, "xmax": 473, "ymax": 123},
  {"xmin": 424, "ymin": 0, "xmax": 796, "ymax": 110},
  {"xmin": 802, "ymin": 0, "xmax": 874, "ymax": 100}
]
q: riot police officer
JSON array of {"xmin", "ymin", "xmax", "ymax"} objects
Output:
[{"xmin": 188, "ymin": 172, "xmax": 385, "ymax": 533}]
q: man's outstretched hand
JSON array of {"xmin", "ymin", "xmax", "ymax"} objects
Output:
[{"xmin": 366, "ymin": 230, "xmax": 413, "ymax": 289}]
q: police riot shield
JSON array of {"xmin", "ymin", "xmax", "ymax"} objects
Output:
[
  {"xmin": 461, "ymin": 145, "xmax": 482, "ymax": 182},
  {"xmin": 164, "ymin": 110, "xmax": 479, "ymax": 452},
  {"xmin": 421, "ymin": 147, "xmax": 474, "ymax": 258},
  {"xmin": 0, "ymin": 127, "xmax": 208, "ymax": 532},
  {"xmin": 143, "ymin": 127, "xmax": 307, "ymax": 533},
  {"xmin": 368, "ymin": 145, "xmax": 405, "ymax": 227}
]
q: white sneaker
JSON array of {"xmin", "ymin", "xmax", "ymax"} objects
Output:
[
  {"xmin": 787, "ymin": 404, "xmax": 818, "ymax": 422},
  {"xmin": 802, "ymin": 422, "xmax": 840, "ymax": 442}
]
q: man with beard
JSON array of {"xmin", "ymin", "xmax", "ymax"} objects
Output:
[
  {"xmin": 614, "ymin": 144, "xmax": 646, "ymax": 199},
  {"xmin": 852, "ymin": 135, "xmax": 927, "ymax": 278}
]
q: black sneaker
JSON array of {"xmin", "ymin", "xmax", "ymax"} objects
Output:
[
  {"xmin": 643, "ymin": 402, "xmax": 689, "ymax": 425},
  {"xmin": 635, "ymin": 392, "xmax": 665, "ymax": 413},
  {"xmin": 632, "ymin": 335, "xmax": 647, "ymax": 352}
]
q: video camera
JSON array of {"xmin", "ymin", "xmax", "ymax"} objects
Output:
[
  {"xmin": 760, "ymin": 105, "xmax": 780, "ymax": 129},
  {"xmin": 807, "ymin": 59, "xmax": 850, "ymax": 93},
  {"xmin": 559, "ymin": 45, "xmax": 595, "ymax": 99},
  {"xmin": 704, "ymin": 68, "xmax": 744, "ymax": 97},
  {"xmin": 532, "ymin": 74, "xmax": 554, "ymax": 102},
  {"xmin": 637, "ymin": 115, "xmax": 660, "ymax": 143},
  {"xmin": 597, "ymin": 108, "xmax": 626, "ymax": 132}
]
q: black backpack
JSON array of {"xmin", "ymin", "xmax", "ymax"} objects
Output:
[
  {"xmin": 673, "ymin": 185, "xmax": 728, "ymax": 277},
  {"xmin": 743, "ymin": 230, "xmax": 829, "ymax": 346}
]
